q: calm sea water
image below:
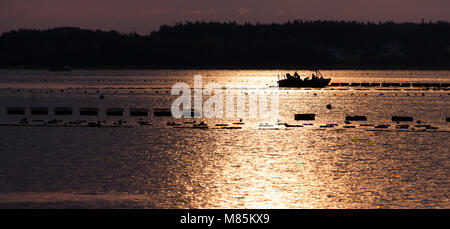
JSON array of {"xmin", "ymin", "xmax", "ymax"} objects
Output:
[{"xmin": 0, "ymin": 69, "xmax": 448, "ymax": 208}]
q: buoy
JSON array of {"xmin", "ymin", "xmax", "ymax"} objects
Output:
[
  {"xmin": 106, "ymin": 108, "xmax": 123, "ymax": 116},
  {"xmin": 392, "ymin": 116, "xmax": 413, "ymax": 122},
  {"xmin": 80, "ymin": 108, "xmax": 99, "ymax": 116},
  {"xmin": 30, "ymin": 107, "xmax": 49, "ymax": 115},
  {"xmin": 294, "ymin": 114, "xmax": 316, "ymax": 120},
  {"xmin": 54, "ymin": 107, "xmax": 73, "ymax": 115},
  {"xmin": 346, "ymin": 115, "xmax": 368, "ymax": 121},
  {"xmin": 6, "ymin": 107, "xmax": 26, "ymax": 115},
  {"xmin": 131, "ymin": 108, "xmax": 150, "ymax": 116},
  {"xmin": 153, "ymin": 108, "xmax": 171, "ymax": 116}
]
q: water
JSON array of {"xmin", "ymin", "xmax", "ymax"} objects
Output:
[{"xmin": 0, "ymin": 70, "xmax": 448, "ymax": 208}]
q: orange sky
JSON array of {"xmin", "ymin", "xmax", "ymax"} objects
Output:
[{"xmin": 1, "ymin": 0, "xmax": 449, "ymax": 34}]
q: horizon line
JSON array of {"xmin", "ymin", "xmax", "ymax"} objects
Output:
[{"xmin": 3, "ymin": 19, "xmax": 450, "ymax": 36}]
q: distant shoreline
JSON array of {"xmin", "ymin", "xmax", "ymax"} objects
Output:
[
  {"xmin": 2, "ymin": 22, "xmax": 450, "ymax": 71},
  {"xmin": 1, "ymin": 66, "xmax": 450, "ymax": 71}
]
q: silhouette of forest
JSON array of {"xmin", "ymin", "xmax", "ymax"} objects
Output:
[{"xmin": 1, "ymin": 20, "xmax": 450, "ymax": 69}]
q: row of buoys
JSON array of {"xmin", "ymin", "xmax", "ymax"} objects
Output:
[
  {"xmin": 12, "ymin": 118, "xmax": 126, "ymax": 127},
  {"xmin": 329, "ymin": 82, "xmax": 449, "ymax": 87},
  {"xmin": 3, "ymin": 117, "xmax": 446, "ymax": 131},
  {"xmin": 5, "ymin": 107, "xmax": 448, "ymax": 124},
  {"xmin": 392, "ymin": 116, "xmax": 414, "ymax": 122},
  {"xmin": 6, "ymin": 79, "xmax": 191, "ymax": 83},
  {"xmin": 313, "ymin": 123, "xmax": 441, "ymax": 130},
  {"xmin": 168, "ymin": 119, "xmax": 245, "ymax": 129},
  {"xmin": 2, "ymin": 88, "xmax": 172, "ymax": 95},
  {"xmin": 9, "ymin": 118, "xmax": 159, "ymax": 127},
  {"xmin": 169, "ymin": 121, "xmax": 244, "ymax": 129},
  {"xmin": 170, "ymin": 121, "xmax": 443, "ymax": 130},
  {"xmin": 9, "ymin": 77, "xmax": 448, "ymax": 86},
  {"xmin": 165, "ymin": 120, "xmax": 443, "ymax": 130},
  {"xmin": 294, "ymin": 113, "xmax": 448, "ymax": 123},
  {"xmin": 5, "ymin": 107, "xmax": 222, "ymax": 119},
  {"xmin": 153, "ymin": 109, "xmax": 203, "ymax": 117},
  {"xmin": 5, "ymin": 107, "xmax": 151, "ymax": 117}
]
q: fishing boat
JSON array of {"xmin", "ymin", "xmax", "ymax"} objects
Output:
[{"xmin": 278, "ymin": 70, "xmax": 331, "ymax": 88}]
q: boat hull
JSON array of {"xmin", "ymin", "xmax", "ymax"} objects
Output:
[{"xmin": 278, "ymin": 78, "xmax": 331, "ymax": 88}]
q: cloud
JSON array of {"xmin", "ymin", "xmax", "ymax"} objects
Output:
[
  {"xmin": 180, "ymin": 9, "xmax": 204, "ymax": 15},
  {"xmin": 275, "ymin": 10, "xmax": 287, "ymax": 15},
  {"xmin": 0, "ymin": 0, "xmax": 449, "ymax": 35},
  {"xmin": 205, "ymin": 9, "xmax": 217, "ymax": 15},
  {"xmin": 135, "ymin": 8, "xmax": 173, "ymax": 16},
  {"xmin": 180, "ymin": 8, "xmax": 216, "ymax": 16},
  {"xmin": 236, "ymin": 8, "xmax": 251, "ymax": 15}
]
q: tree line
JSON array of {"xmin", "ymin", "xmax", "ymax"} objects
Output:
[{"xmin": 0, "ymin": 20, "xmax": 449, "ymax": 69}]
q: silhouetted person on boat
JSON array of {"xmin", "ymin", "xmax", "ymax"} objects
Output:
[{"xmin": 278, "ymin": 70, "xmax": 331, "ymax": 88}]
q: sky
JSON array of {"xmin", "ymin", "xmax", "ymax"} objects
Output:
[{"xmin": 1, "ymin": 0, "xmax": 449, "ymax": 35}]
